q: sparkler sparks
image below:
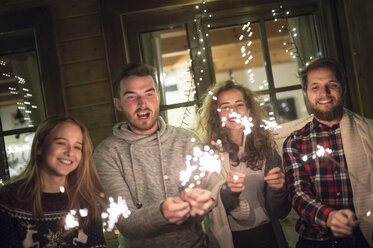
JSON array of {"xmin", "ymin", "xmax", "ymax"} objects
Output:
[
  {"xmin": 64, "ymin": 197, "xmax": 131, "ymax": 232},
  {"xmin": 180, "ymin": 144, "xmax": 222, "ymax": 188},
  {"xmin": 64, "ymin": 210, "xmax": 80, "ymax": 230},
  {"xmin": 302, "ymin": 145, "xmax": 372, "ymax": 193},
  {"xmin": 302, "ymin": 144, "xmax": 373, "ymax": 220},
  {"xmin": 220, "ymin": 111, "xmax": 254, "ymax": 135},
  {"xmin": 260, "ymin": 119, "xmax": 282, "ymax": 130},
  {"xmin": 102, "ymin": 196, "xmax": 131, "ymax": 232}
]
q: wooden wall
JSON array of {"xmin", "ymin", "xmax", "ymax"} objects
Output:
[
  {"xmin": 339, "ymin": 0, "xmax": 373, "ymax": 118},
  {"xmin": 1, "ymin": 0, "xmax": 116, "ymax": 148}
]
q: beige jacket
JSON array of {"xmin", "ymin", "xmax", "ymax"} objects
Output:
[{"xmin": 340, "ymin": 109, "xmax": 373, "ymax": 246}]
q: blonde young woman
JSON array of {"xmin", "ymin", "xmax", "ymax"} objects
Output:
[
  {"xmin": 199, "ymin": 80, "xmax": 290, "ymax": 248},
  {"xmin": 0, "ymin": 116, "xmax": 106, "ymax": 247}
]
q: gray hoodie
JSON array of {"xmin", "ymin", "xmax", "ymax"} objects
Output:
[{"xmin": 93, "ymin": 117, "xmax": 206, "ymax": 248}]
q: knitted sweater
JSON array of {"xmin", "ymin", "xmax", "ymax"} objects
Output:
[
  {"xmin": 207, "ymin": 150, "xmax": 290, "ymax": 248},
  {"xmin": 340, "ymin": 109, "xmax": 373, "ymax": 246},
  {"xmin": 93, "ymin": 117, "xmax": 206, "ymax": 248},
  {"xmin": 0, "ymin": 187, "xmax": 106, "ymax": 248}
]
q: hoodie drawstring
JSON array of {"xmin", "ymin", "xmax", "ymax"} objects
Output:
[
  {"xmin": 129, "ymin": 145, "xmax": 142, "ymax": 209},
  {"xmin": 157, "ymin": 131, "xmax": 168, "ymax": 198}
]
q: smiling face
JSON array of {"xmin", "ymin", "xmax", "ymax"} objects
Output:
[
  {"xmin": 218, "ymin": 89, "xmax": 248, "ymax": 130},
  {"xmin": 114, "ymin": 75, "xmax": 160, "ymax": 135},
  {"xmin": 38, "ymin": 122, "xmax": 82, "ymax": 183},
  {"xmin": 305, "ymin": 67, "xmax": 344, "ymax": 125}
]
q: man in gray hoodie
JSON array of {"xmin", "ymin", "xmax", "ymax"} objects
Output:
[{"xmin": 93, "ymin": 63, "xmax": 213, "ymax": 248}]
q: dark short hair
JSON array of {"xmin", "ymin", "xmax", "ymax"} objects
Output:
[
  {"xmin": 113, "ymin": 63, "xmax": 157, "ymax": 98},
  {"xmin": 299, "ymin": 57, "xmax": 346, "ymax": 93}
]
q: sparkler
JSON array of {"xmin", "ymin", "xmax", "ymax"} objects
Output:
[
  {"xmin": 302, "ymin": 145, "xmax": 373, "ymax": 218},
  {"xmin": 64, "ymin": 196, "xmax": 131, "ymax": 232},
  {"xmin": 302, "ymin": 145, "xmax": 371, "ymax": 193},
  {"xmin": 180, "ymin": 138, "xmax": 222, "ymax": 188},
  {"xmin": 260, "ymin": 119, "xmax": 282, "ymax": 130},
  {"xmin": 102, "ymin": 196, "xmax": 131, "ymax": 232},
  {"xmin": 220, "ymin": 111, "xmax": 254, "ymax": 135},
  {"xmin": 64, "ymin": 210, "xmax": 80, "ymax": 230}
]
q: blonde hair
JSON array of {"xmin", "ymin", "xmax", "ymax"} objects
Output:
[
  {"xmin": 6, "ymin": 116, "xmax": 104, "ymax": 227},
  {"xmin": 198, "ymin": 80, "xmax": 275, "ymax": 170}
]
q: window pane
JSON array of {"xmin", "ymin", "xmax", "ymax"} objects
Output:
[
  {"xmin": 256, "ymin": 94, "xmax": 276, "ymax": 121},
  {"xmin": 0, "ymin": 52, "xmax": 45, "ymax": 131},
  {"xmin": 140, "ymin": 27, "xmax": 195, "ymax": 106},
  {"xmin": 4, "ymin": 132, "xmax": 34, "ymax": 178},
  {"xmin": 276, "ymin": 89, "xmax": 309, "ymax": 123},
  {"xmin": 266, "ymin": 15, "xmax": 319, "ymax": 88},
  {"xmin": 160, "ymin": 106, "xmax": 197, "ymax": 129},
  {"xmin": 209, "ymin": 23, "xmax": 268, "ymax": 91}
]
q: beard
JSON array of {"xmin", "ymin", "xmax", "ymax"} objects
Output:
[
  {"xmin": 124, "ymin": 108, "xmax": 159, "ymax": 134},
  {"xmin": 309, "ymin": 98, "xmax": 344, "ymax": 122}
]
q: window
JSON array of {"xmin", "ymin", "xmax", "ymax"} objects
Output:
[
  {"xmin": 0, "ymin": 7, "xmax": 64, "ymax": 182},
  {"xmin": 103, "ymin": 0, "xmax": 342, "ymax": 128},
  {"xmin": 0, "ymin": 47, "xmax": 44, "ymax": 179}
]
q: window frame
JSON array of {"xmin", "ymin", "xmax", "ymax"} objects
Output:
[
  {"xmin": 0, "ymin": 7, "xmax": 64, "ymax": 181},
  {"xmin": 101, "ymin": 0, "xmax": 346, "ymax": 123}
]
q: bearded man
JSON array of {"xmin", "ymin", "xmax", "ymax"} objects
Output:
[
  {"xmin": 283, "ymin": 57, "xmax": 373, "ymax": 248},
  {"xmin": 93, "ymin": 63, "xmax": 213, "ymax": 248}
]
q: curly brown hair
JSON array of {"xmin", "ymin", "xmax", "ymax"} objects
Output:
[{"xmin": 197, "ymin": 80, "xmax": 275, "ymax": 170}]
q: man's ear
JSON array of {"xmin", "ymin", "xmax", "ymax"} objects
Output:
[{"xmin": 113, "ymin": 98, "xmax": 122, "ymax": 111}]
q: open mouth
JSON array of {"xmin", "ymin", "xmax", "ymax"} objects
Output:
[{"xmin": 137, "ymin": 112, "xmax": 150, "ymax": 119}]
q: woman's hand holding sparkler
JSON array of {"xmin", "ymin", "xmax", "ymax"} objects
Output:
[
  {"xmin": 227, "ymin": 171, "xmax": 246, "ymax": 193},
  {"xmin": 181, "ymin": 188, "xmax": 213, "ymax": 217},
  {"xmin": 264, "ymin": 167, "xmax": 285, "ymax": 190},
  {"xmin": 160, "ymin": 197, "xmax": 191, "ymax": 225},
  {"xmin": 327, "ymin": 209, "xmax": 357, "ymax": 237}
]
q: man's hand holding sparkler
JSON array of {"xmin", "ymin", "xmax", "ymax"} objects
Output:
[
  {"xmin": 264, "ymin": 167, "xmax": 285, "ymax": 190},
  {"xmin": 161, "ymin": 197, "xmax": 191, "ymax": 224},
  {"xmin": 227, "ymin": 171, "xmax": 246, "ymax": 193},
  {"xmin": 327, "ymin": 209, "xmax": 357, "ymax": 237},
  {"xmin": 181, "ymin": 188, "xmax": 214, "ymax": 217}
]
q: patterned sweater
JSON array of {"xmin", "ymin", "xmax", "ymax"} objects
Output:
[{"xmin": 0, "ymin": 187, "xmax": 106, "ymax": 248}]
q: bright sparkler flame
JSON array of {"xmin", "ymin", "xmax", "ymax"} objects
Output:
[
  {"xmin": 102, "ymin": 196, "xmax": 131, "ymax": 232},
  {"xmin": 64, "ymin": 197, "xmax": 131, "ymax": 232},
  {"xmin": 302, "ymin": 145, "xmax": 332, "ymax": 162},
  {"xmin": 301, "ymin": 144, "xmax": 373, "ymax": 219},
  {"xmin": 260, "ymin": 119, "xmax": 282, "ymax": 130},
  {"xmin": 65, "ymin": 210, "xmax": 79, "ymax": 230},
  {"xmin": 180, "ymin": 145, "xmax": 222, "ymax": 188},
  {"xmin": 220, "ymin": 111, "xmax": 254, "ymax": 135}
]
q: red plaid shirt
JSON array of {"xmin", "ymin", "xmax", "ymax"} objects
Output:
[{"xmin": 283, "ymin": 118, "xmax": 354, "ymax": 241}]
